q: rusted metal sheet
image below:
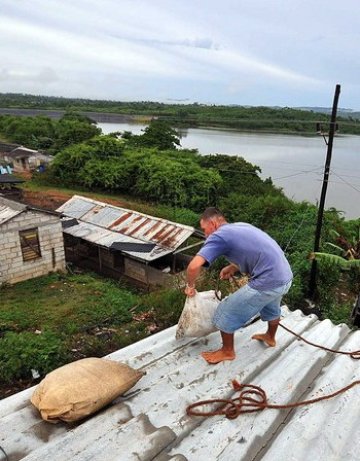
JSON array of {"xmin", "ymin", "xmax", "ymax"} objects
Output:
[{"xmin": 57, "ymin": 195, "xmax": 195, "ymax": 261}]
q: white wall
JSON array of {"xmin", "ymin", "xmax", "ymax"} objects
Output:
[{"xmin": 0, "ymin": 210, "xmax": 66, "ymax": 284}]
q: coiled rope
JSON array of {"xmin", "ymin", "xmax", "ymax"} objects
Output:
[{"xmin": 186, "ymin": 379, "xmax": 360, "ymax": 419}]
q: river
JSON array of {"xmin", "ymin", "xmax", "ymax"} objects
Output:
[{"xmin": 98, "ymin": 122, "xmax": 360, "ymax": 220}]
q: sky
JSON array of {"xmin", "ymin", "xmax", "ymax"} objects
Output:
[{"xmin": 1, "ymin": 0, "xmax": 360, "ymax": 109}]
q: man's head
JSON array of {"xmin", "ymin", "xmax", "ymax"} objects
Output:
[{"xmin": 200, "ymin": 207, "xmax": 227, "ymax": 237}]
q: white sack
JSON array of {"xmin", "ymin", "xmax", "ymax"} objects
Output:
[{"xmin": 176, "ymin": 290, "xmax": 220, "ymax": 339}]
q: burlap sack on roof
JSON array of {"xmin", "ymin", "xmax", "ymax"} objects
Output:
[{"xmin": 31, "ymin": 357, "xmax": 143, "ymax": 423}]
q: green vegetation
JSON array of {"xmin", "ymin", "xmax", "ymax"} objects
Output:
[
  {"xmin": 1, "ymin": 92, "xmax": 360, "ymax": 134},
  {"xmin": 31, "ymin": 119, "xmax": 359, "ymax": 320},
  {"xmin": 1, "ymin": 112, "xmax": 359, "ymax": 393},
  {"xmin": 0, "ymin": 111, "xmax": 101, "ymax": 153},
  {"xmin": 0, "ymin": 272, "xmax": 186, "ymax": 387}
]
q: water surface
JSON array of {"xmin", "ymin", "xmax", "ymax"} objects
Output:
[{"xmin": 99, "ymin": 122, "xmax": 360, "ymax": 219}]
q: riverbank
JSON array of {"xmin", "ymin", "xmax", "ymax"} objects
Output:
[{"xmin": 0, "ymin": 108, "xmax": 152, "ymax": 123}]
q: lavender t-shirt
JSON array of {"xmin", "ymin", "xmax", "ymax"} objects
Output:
[{"xmin": 198, "ymin": 223, "xmax": 293, "ymax": 290}]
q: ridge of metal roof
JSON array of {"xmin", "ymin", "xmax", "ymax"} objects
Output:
[
  {"xmin": 57, "ymin": 195, "xmax": 196, "ymax": 261},
  {"xmin": 0, "ymin": 197, "xmax": 26, "ymax": 225},
  {"xmin": 0, "ymin": 197, "xmax": 60, "ymax": 226},
  {"xmin": 1, "ymin": 307, "xmax": 359, "ymax": 461}
]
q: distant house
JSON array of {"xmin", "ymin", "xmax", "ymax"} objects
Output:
[
  {"xmin": 0, "ymin": 197, "xmax": 66, "ymax": 285},
  {"xmin": 57, "ymin": 195, "xmax": 203, "ymax": 288},
  {"xmin": 0, "ymin": 144, "xmax": 52, "ymax": 172}
]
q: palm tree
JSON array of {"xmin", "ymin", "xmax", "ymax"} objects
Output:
[{"xmin": 309, "ymin": 228, "xmax": 360, "ymax": 270}]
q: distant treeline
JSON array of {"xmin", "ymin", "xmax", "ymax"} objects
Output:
[{"xmin": 1, "ymin": 93, "xmax": 360, "ymax": 135}]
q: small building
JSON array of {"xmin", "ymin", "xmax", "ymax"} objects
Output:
[
  {"xmin": 57, "ymin": 195, "xmax": 203, "ymax": 288},
  {"xmin": 0, "ymin": 197, "xmax": 66, "ymax": 285},
  {"xmin": 0, "ymin": 145, "xmax": 52, "ymax": 172}
]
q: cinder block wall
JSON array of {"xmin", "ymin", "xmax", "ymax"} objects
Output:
[{"xmin": 0, "ymin": 210, "xmax": 66, "ymax": 285}]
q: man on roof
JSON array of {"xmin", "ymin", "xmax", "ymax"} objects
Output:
[{"xmin": 185, "ymin": 207, "xmax": 293, "ymax": 364}]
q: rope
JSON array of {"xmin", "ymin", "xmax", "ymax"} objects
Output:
[
  {"xmin": 186, "ymin": 309, "xmax": 360, "ymax": 419},
  {"xmin": 278, "ymin": 323, "xmax": 360, "ymax": 359},
  {"xmin": 186, "ymin": 379, "xmax": 360, "ymax": 419}
]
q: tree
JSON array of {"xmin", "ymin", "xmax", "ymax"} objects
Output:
[
  {"xmin": 53, "ymin": 119, "xmax": 101, "ymax": 151},
  {"xmin": 127, "ymin": 120, "xmax": 181, "ymax": 150},
  {"xmin": 86, "ymin": 135, "xmax": 124, "ymax": 158}
]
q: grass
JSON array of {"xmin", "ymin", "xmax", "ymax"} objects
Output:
[{"xmin": 0, "ymin": 271, "xmax": 186, "ymax": 394}]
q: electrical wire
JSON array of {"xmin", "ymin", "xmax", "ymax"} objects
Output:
[
  {"xmin": 272, "ymin": 167, "xmax": 323, "ymax": 181},
  {"xmin": 330, "ymin": 171, "xmax": 360, "ymax": 195}
]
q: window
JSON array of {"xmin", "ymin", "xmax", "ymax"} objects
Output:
[{"xmin": 19, "ymin": 228, "xmax": 42, "ymax": 261}]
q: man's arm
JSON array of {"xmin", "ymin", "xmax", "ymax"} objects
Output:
[
  {"xmin": 184, "ymin": 255, "xmax": 206, "ymax": 297},
  {"xmin": 220, "ymin": 263, "xmax": 239, "ymax": 280}
]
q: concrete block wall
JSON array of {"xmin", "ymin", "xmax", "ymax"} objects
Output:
[{"xmin": 0, "ymin": 210, "xmax": 66, "ymax": 285}]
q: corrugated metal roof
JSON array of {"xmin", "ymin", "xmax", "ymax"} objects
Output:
[
  {"xmin": 57, "ymin": 195, "xmax": 195, "ymax": 261},
  {"xmin": 9, "ymin": 147, "xmax": 39, "ymax": 158},
  {"xmin": 0, "ymin": 174, "xmax": 25, "ymax": 184},
  {"xmin": 0, "ymin": 198, "xmax": 26, "ymax": 225},
  {"xmin": 0, "ymin": 198, "xmax": 59, "ymax": 226},
  {"xmin": 1, "ymin": 307, "xmax": 359, "ymax": 461}
]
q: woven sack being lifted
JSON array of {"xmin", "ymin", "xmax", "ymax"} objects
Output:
[{"xmin": 176, "ymin": 290, "xmax": 220, "ymax": 339}]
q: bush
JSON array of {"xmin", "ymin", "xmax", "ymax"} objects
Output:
[{"xmin": 0, "ymin": 330, "xmax": 68, "ymax": 383}]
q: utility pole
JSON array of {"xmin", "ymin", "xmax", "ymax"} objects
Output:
[{"xmin": 308, "ymin": 84, "xmax": 341, "ymax": 299}]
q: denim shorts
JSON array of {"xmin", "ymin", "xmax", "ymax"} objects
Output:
[{"xmin": 212, "ymin": 280, "xmax": 292, "ymax": 334}]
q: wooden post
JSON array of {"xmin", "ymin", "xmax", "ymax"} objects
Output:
[{"xmin": 308, "ymin": 84, "xmax": 341, "ymax": 299}]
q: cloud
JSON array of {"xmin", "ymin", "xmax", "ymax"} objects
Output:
[
  {"xmin": 1, "ymin": 0, "xmax": 360, "ymax": 107},
  {"xmin": 0, "ymin": 67, "xmax": 58, "ymax": 84}
]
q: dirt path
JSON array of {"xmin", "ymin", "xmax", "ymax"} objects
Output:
[{"xmin": 21, "ymin": 188, "xmax": 135, "ymax": 211}]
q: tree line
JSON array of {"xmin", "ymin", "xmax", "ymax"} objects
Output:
[{"xmin": 1, "ymin": 92, "xmax": 360, "ymax": 134}]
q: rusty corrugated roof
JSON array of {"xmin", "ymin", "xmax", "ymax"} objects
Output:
[{"xmin": 57, "ymin": 195, "xmax": 195, "ymax": 261}]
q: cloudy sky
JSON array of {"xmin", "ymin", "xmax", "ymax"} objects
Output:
[{"xmin": 1, "ymin": 0, "xmax": 359, "ymax": 109}]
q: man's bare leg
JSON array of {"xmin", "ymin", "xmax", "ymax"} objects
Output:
[
  {"xmin": 201, "ymin": 331, "xmax": 235, "ymax": 364},
  {"xmin": 251, "ymin": 318, "xmax": 280, "ymax": 347}
]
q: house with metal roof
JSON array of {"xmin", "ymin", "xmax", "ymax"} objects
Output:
[
  {"xmin": 0, "ymin": 305, "xmax": 359, "ymax": 460},
  {"xmin": 0, "ymin": 197, "xmax": 66, "ymax": 285},
  {"xmin": 0, "ymin": 146, "xmax": 52, "ymax": 173},
  {"xmin": 57, "ymin": 195, "xmax": 202, "ymax": 288}
]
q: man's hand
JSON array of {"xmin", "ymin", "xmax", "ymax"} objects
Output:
[
  {"xmin": 220, "ymin": 264, "xmax": 238, "ymax": 280},
  {"xmin": 184, "ymin": 255, "xmax": 206, "ymax": 297},
  {"xmin": 184, "ymin": 284, "xmax": 196, "ymax": 297}
]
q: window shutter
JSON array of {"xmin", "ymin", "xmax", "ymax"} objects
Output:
[{"xmin": 19, "ymin": 228, "xmax": 42, "ymax": 261}]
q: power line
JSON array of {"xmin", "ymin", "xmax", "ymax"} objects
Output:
[
  {"xmin": 330, "ymin": 170, "xmax": 360, "ymax": 195},
  {"xmin": 272, "ymin": 167, "xmax": 323, "ymax": 181}
]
